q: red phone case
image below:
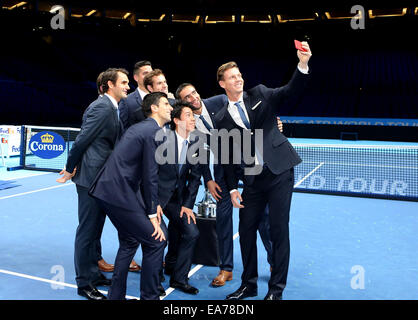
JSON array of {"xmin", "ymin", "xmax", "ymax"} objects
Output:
[{"xmin": 294, "ymin": 40, "xmax": 307, "ymax": 52}]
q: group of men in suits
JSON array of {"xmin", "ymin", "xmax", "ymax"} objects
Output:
[{"xmin": 57, "ymin": 40, "xmax": 312, "ymax": 300}]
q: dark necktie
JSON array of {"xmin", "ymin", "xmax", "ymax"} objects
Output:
[
  {"xmin": 199, "ymin": 115, "xmax": 213, "ymax": 131},
  {"xmin": 234, "ymin": 101, "xmax": 250, "ymax": 129}
]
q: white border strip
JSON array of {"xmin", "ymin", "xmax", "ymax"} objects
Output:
[
  {"xmin": 25, "ymin": 125, "xmax": 80, "ymax": 131},
  {"xmin": 292, "ymin": 143, "xmax": 418, "ymax": 149},
  {"xmin": 1, "ymin": 172, "xmax": 52, "ymax": 181},
  {"xmin": 0, "ymin": 268, "xmax": 139, "ymax": 300},
  {"xmin": 0, "ymin": 183, "xmax": 73, "ymax": 200}
]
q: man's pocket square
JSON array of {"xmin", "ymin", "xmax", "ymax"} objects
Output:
[{"xmin": 252, "ymin": 101, "xmax": 262, "ymax": 110}]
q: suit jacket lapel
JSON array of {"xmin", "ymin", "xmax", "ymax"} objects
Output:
[
  {"xmin": 135, "ymin": 89, "xmax": 142, "ymax": 106},
  {"xmin": 243, "ymin": 91, "xmax": 255, "ymax": 129},
  {"xmin": 216, "ymin": 101, "xmax": 237, "ymax": 131}
]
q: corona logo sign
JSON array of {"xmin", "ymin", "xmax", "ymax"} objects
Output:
[{"xmin": 29, "ymin": 131, "xmax": 66, "ymax": 159}]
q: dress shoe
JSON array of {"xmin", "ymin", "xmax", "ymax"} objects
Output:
[
  {"xmin": 225, "ymin": 286, "xmax": 257, "ymax": 300},
  {"xmin": 92, "ymin": 273, "xmax": 112, "ymax": 287},
  {"xmin": 211, "ymin": 270, "xmax": 233, "ymax": 287},
  {"xmin": 264, "ymin": 292, "xmax": 283, "ymax": 300},
  {"xmin": 170, "ymin": 280, "xmax": 199, "ymax": 295},
  {"xmin": 129, "ymin": 259, "xmax": 141, "ymax": 272},
  {"xmin": 158, "ymin": 284, "xmax": 166, "ymax": 297},
  {"xmin": 77, "ymin": 285, "xmax": 107, "ymax": 300},
  {"xmin": 98, "ymin": 259, "xmax": 114, "ymax": 272}
]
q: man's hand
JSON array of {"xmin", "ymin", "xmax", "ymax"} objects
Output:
[
  {"xmin": 277, "ymin": 116, "xmax": 283, "ymax": 133},
  {"xmin": 230, "ymin": 190, "xmax": 244, "ymax": 208},
  {"xmin": 207, "ymin": 180, "xmax": 222, "ymax": 201},
  {"xmin": 56, "ymin": 167, "xmax": 76, "ymax": 183},
  {"xmin": 297, "ymin": 41, "xmax": 312, "ymax": 69},
  {"xmin": 156, "ymin": 205, "xmax": 164, "ymax": 224},
  {"xmin": 150, "ymin": 217, "xmax": 166, "ymax": 242},
  {"xmin": 180, "ymin": 206, "xmax": 196, "ymax": 224}
]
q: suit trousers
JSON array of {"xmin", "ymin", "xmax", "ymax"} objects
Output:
[
  {"xmin": 215, "ymin": 165, "xmax": 273, "ymax": 272},
  {"xmin": 74, "ymin": 185, "xmax": 106, "ymax": 288},
  {"xmin": 97, "ymin": 200, "xmax": 167, "ymax": 300},
  {"xmin": 239, "ymin": 167, "xmax": 294, "ymax": 295},
  {"xmin": 163, "ymin": 192, "xmax": 200, "ymax": 284}
]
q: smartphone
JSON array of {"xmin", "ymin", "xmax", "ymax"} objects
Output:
[{"xmin": 294, "ymin": 40, "xmax": 308, "ymax": 52}]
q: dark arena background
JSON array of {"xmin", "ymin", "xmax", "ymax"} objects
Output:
[{"xmin": 0, "ymin": 0, "xmax": 417, "ymax": 311}]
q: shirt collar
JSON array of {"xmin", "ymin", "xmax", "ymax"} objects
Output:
[
  {"xmin": 227, "ymin": 93, "xmax": 244, "ymax": 107},
  {"xmin": 104, "ymin": 93, "xmax": 118, "ymax": 109},
  {"xmin": 175, "ymin": 130, "xmax": 190, "ymax": 145},
  {"xmin": 137, "ymin": 87, "xmax": 148, "ymax": 99}
]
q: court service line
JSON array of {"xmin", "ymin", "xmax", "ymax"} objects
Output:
[
  {"xmin": 0, "ymin": 268, "xmax": 139, "ymax": 300},
  {"xmin": 0, "ymin": 183, "xmax": 74, "ymax": 200}
]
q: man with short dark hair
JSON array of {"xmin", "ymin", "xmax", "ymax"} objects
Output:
[
  {"xmin": 157, "ymin": 101, "xmax": 203, "ymax": 295},
  {"xmin": 176, "ymin": 83, "xmax": 284, "ymax": 288},
  {"xmin": 89, "ymin": 92, "xmax": 172, "ymax": 300},
  {"xmin": 57, "ymin": 68, "xmax": 129, "ymax": 300},
  {"xmin": 119, "ymin": 60, "xmax": 153, "ymax": 129}
]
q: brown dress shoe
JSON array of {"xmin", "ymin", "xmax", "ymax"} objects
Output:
[
  {"xmin": 129, "ymin": 259, "xmax": 141, "ymax": 272},
  {"xmin": 98, "ymin": 259, "xmax": 114, "ymax": 272},
  {"xmin": 211, "ymin": 270, "xmax": 233, "ymax": 287}
]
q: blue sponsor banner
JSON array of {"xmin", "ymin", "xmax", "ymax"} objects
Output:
[
  {"xmin": 29, "ymin": 131, "xmax": 66, "ymax": 159},
  {"xmin": 280, "ymin": 117, "xmax": 418, "ymax": 127}
]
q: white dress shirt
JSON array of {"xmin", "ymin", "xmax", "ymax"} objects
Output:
[
  {"xmin": 137, "ymin": 87, "xmax": 148, "ymax": 100},
  {"xmin": 104, "ymin": 93, "xmax": 119, "ymax": 110}
]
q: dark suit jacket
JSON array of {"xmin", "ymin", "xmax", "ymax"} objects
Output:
[
  {"xmin": 157, "ymin": 129, "xmax": 202, "ymax": 210},
  {"xmin": 120, "ymin": 90, "xmax": 176, "ymax": 129},
  {"xmin": 66, "ymin": 95, "xmax": 121, "ymax": 188},
  {"xmin": 214, "ymin": 68, "xmax": 309, "ymax": 190},
  {"xmin": 119, "ymin": 89, "xmax": 143, "ymax": 129},
  {"xmin": 89, "ymin": 117, "xmax": 161, "ymax": 216}
]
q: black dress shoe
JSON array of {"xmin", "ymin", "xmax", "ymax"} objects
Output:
[
  {"xmin": 264, "ymin": 292, "xmax": 283, "ymax": 300},
  {"xmin": 170, "ymin": 281, "xmax": 199, "ymax": 295},
  {"xmin": 92, "ymin": 274, "xmax": 112, "ymax": 287},
  {"xmin": 158, "ymin": 284, "xmax": 166, "ymax": 297},
  {"xmin": 225, "ymin": 286, "xmax": 257, "ymax": 300},
  {"xmin": 77, "ymin": 285, "xmax": 107, "ymax": 300}
]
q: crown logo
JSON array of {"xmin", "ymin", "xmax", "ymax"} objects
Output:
[{"xmin": 41, "ymin": 133, "xmax": 54, "ymax": 143}]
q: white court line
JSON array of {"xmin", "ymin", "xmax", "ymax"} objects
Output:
[
  {"xmin": 294, "ymin": 162, "xmax": 325, "ymax": 188},
  {"xmin": 1, "ymin": 164, "xmax": 327, "ymax": 299},
  {"xmin": 0, "ymin": 268, "xmax": 139, "ymax": 300},
  {"xmin": 2, "ymin": 172, "xmax": 52, "ymax": 181},
  {"xmin": 0, "ymin": 182, "xmax": 74, "ymax": 200},
  {"xmin": 300, "ymin": 160, "xmax": 418, "ymax": 170}
]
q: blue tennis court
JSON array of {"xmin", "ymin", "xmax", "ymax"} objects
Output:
[{"xmin": 0, "ymin": 138, "xmax": 417, "ymax": 300}]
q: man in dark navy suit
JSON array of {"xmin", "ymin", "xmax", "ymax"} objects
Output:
[
  {"xmin": 176, "ymin": 84, "xmax": 286, "ymax": 287},
  {"xmin": 128, "ymin": 68, "xmax": 176, "ymax": 126},
  {"xmin": 157, "ymin": 101, "xmax": 204, "ymax": 295},
  {"xmin": 214, "ymin": 41, "xmax": 312, "ymax": 300},
  {"xmin": 57, "ymin": 68, "xmax": 129, "ymax": 300},
  {"xmin": 89, "ymin": 92, "xmax": 172, "ymax": 300},
  {"xmin": 119, "ymin": 60, "xmax": 153, "ymax": 129}
]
